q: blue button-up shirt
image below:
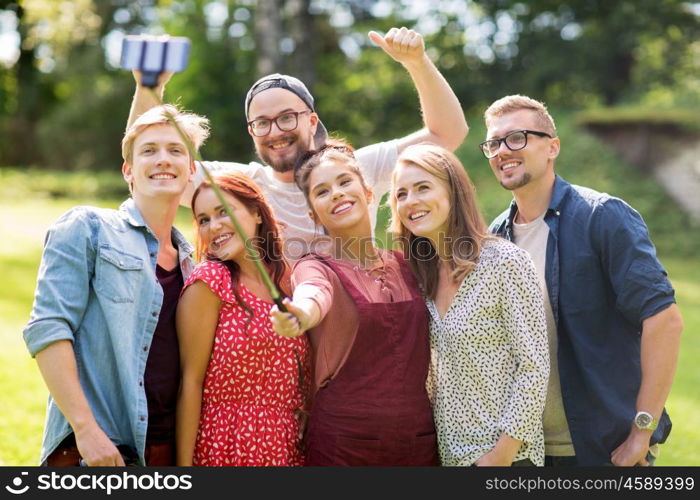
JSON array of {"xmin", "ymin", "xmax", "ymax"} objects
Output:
[
  {"xmin": 490, "ymin": 175, "xmax": 675, "ymax": 465},
  {"xmin": 23, "ymin": 198, "xmax": 194, "ymax": 465}
]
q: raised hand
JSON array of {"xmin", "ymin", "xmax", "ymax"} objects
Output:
[
  {"xmin": 368, "ymin": 27, "xmax": 426, "ymax": 66},
  {"xmin": 132, "ymin": 69, "xmax": 173, "ymax": 88}
]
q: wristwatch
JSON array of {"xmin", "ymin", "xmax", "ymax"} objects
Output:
[{"xmin": 634, "ymin": 411, "xmax": 658, "ymax": 431}]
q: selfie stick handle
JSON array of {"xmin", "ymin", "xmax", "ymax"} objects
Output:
[
  {"xmin": 140, "ymin": 72, "xmax": 160, "ymax": 88},
  {"xmin": 139, "ymin": 38, "xmax": 170, "ymax": 89},
  {"xmin": 145, "ymin": 88, "xmax": 288, "ymax": 313}
]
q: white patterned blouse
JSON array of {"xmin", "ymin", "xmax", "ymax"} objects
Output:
[{"xmin": 426, "ymin": 237, "xmax": 550, "ymax": 466}]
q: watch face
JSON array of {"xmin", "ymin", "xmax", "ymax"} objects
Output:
[{"xmin": 636, "ymin": 413, "xmax": 652, "ymax": 428}]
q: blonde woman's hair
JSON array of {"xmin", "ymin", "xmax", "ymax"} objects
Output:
[
  {"xmin": 389, "ymin": 143, "xmax": 492, "ymax": 299},
  {"xmin": 484, "ymin": 95, "xmax": 557, "ymax": 137},
  {"xmin": 121, "ymin": 104, "xmax": 210, "ymax": 165}
]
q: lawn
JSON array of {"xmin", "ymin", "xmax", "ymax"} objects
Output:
[
  {"xmin": 0, "ymin": 190, "xmax": 698, "ymax": 465},
  {"xmin": 0, "ymin": 196, "xmax": 197, "ymax": 466}
]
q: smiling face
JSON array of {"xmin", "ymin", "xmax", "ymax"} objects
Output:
[
  {"xmin": 122, "ymin": 123, "xmax": 195, "ymax": 202},
  {"xmin": 306, "ymin": 159, "xmax": 372, "ymax": 236},
  {"xmin": 393, "ymin": 163, "xmax": 451, "ymax": 243},
  {"xmin": 486, "ymin": 109, "xmax": 559, "ymax": 193},
  {"xmin": 193, "ymin": 187, "xmax": 262, "ymax": 263},
  {"xmin": 247, "ymin": 88, "xmax": 318, "ymax": 174}
]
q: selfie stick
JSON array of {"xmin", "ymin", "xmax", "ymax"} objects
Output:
[
  {"xmin": 143, "ymin": 86, "xmax": 288, "ymax": 313},
  {"xmin": 152, "ymin": 93, "xmax": 309, "ymax": 391},
  {"xmin": 125, "ymin": 36, "xmax": 304, "ymax": 397}
]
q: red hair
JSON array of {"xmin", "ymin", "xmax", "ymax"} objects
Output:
[{"xmin": 191, "ymin": 172, "xmax": 291, "ymax": 306}]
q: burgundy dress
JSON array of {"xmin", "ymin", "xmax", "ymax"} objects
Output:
[{"xmin": 301, "ymin": 252, "xmax": 438, "ymax": 466}]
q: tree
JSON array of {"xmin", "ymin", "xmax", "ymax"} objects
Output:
[
  {"xmin": 255, "ymin": 0, "xmax": 283, "ymax": 76},
  {"xmin": 474, "ymin": 0, "xmax": 700, "ymax": 105}
]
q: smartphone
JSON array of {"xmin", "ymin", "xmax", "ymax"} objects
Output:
[{"xmin": 121, "ymin": 35, "xmax": 190, "ymax": 86}]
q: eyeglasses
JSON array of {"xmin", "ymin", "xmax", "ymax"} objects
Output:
[
  {"xmin": 247, "ymin": 110, "xmax": 311, "ymax": 137},
  {"xmin": 479, "ymin": 130, "xmax": 553, "ymax": 159}
]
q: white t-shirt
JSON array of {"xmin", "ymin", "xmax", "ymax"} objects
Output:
[
  {"xmin": 195, "ymin": 140, "xmax": 398, "ymax": 260},
  {"xmin": 513, "ymin": 213, "xmax": 575, "ymax": 457}
]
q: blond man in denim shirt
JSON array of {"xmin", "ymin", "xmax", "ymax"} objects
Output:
[{"xmin": 24, "ymin": 105, "xmax": 209, "ymax": 466}]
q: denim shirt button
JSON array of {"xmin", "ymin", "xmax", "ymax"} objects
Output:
[
  {"xmin": 139, "ymin": 416, "xmax": 145, "ymax": 422},
  {"xmin": 142, "ymin": 345, "xmax": 148, "ymax": 352},
  {"xmin": 151, "ymin": 311, "xmax": 158, "ymax": 317},
  {"xmin": 150, "ymin": 252, "xmax": 156, "ymax": 258}
]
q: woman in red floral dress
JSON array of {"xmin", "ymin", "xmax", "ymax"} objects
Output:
[{"xmin": 176, "ymin": 172, "xmax": 309, "ymax": 466}]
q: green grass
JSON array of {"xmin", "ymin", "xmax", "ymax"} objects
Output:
[
  {"xmin": 660, "ymin": 257, "xmax": 700, "ymax": 465},
  {"xmin": 1, "ymin": 118, "xmax": 698, "ymax": 465},
  {"xmin": 0, "ymin": 196, "xmax": 194, "ymax": 466}
]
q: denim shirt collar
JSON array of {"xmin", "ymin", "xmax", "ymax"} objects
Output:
[
  {"xmin": 548, "ymin": 175, "xmax": 571, "ymax": 213},
  {"xmin": 119, "ymin": 197, "xmax": 148, "ymax": 229},
  {"xmin": 503, "ymin": 174, "xmax": 571, "ymax": 233},
  {"xmin": 118, "ymin": 198, "xmax": 194, "ymax": 278}
]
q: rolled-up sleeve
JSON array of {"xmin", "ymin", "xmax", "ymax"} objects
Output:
[
  {"xmin": 595, "ymin": 199, "xmax": 675, "ymax": 327},
  {"xmin": 498, "ymin": 249, "xmax": 550, "ymax": 444},
  {"xmin": 291, "ymin": 258, "xmax": 335, "ymax": 321},
  {"xmin": 23, "ymin": 209, "xmax": 95, "ymax": 357}
]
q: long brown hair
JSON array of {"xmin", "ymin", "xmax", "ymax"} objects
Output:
[
  {"xmin": 191, "ymin": 172, "xmax": 291, "ymax": 319},
  {"xmin": 293, "ymin": 138, "xmax": 366, "ymax": 210},
  {"xmin": 389, "ymin": 143, "xmax": 492, "ymax": 299}
]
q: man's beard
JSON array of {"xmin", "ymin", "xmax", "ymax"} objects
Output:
[
  {"xmin": 500, "ymin": 172, "xmax": 531, "ymax": 191},
  {"xmin": 256, "ymin": 133, "xmax": 309, "ymax": 173}
]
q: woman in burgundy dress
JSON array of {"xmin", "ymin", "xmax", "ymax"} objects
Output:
[
  {"xmin": 270, "ymin": 140, "xmax": 438, "ymax": 466},
  {"xmin": 176, "ymin": 172, "xmax": 309, "ymax": 466}
]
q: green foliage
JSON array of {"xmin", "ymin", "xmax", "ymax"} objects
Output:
[
  {"xmin": 1, "ymin": 0, "xmax": 698, "ymax": 171},
  {"xmin": 574, "ymin": 107, "xmax": 700, "ymax": 133},
  {"xmin": 159, "ymin": 0, "xmax": 259, "ymax": 163},
  {"xmin": 472, "ymin": 0, "xmax": 700, "ymax": 106},
  {"xmin": 0, "ymin": 167, "xmax": 129, "ymax": 200}
]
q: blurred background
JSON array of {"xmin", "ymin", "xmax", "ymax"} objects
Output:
[{"xmin": 0, "ymin": 0, "xmax": 698, "ymax": 466}]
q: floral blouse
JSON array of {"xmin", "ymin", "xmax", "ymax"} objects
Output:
[{"xmin": 426, "ymin": 238, "xmax": 550, "ymax": 466}]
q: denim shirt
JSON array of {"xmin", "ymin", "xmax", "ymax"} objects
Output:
[
  {"xmin": 23, "ymin": 198, "xmax": 194, "ymax": 465},
  {"xmin": 490, "ymin": 175, "xmax": 676, "ymax": 465}
]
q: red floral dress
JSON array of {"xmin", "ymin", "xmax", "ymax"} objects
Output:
[{"xmin": 183, "ymin": 260, "xmax": 309, "ymax": 466}]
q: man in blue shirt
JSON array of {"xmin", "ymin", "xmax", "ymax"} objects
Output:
[
  {"xmin": 23, "ymin": 105, "xmax": 209, "ymax": 466},
  {"xmin": 483, "ymin": 95, "xmax": 682, "ymax": 466}
]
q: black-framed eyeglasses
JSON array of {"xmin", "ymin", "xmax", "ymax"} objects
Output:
[
  {"xmin": 479, "ymin": 130, "xmax": 553, "ymax": 159},
  {"xmin": 247, "ymin": 110, "xmax": 311, "ymax": 137}
]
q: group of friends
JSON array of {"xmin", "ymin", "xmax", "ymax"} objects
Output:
[{"xmin": 23, "ymin": 27, "xmax": 682, "ymax": 467}]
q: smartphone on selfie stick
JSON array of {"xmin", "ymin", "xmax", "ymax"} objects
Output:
[{"xmin": 120, "ymin": 35, "xmax": 191, "ymax": 88}]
